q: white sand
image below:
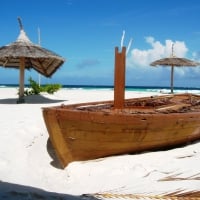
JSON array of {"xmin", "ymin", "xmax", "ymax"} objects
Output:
[{"xmin": 0, "ymin": 87, "xmax": 200, "ymax": 199}]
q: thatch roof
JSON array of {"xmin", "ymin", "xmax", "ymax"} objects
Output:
[
  {"xmin": 150, "ymin": 57, "xmax": 200, "ymax": 67},
  {"xmin": 150, "ymin": 56, "xmax": 200, "ymax": 93},
  {"xmin": 0, "ymin": 18, "xmax": 65, "ymax": 77}
]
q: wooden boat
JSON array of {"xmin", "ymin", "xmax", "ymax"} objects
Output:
[
  {"xmin": 43, "ymin": 93, "xmax": 200, "ymax": 168},
  {"xmin": 42, "ymin": 47, "xmax": 200, "ymax": 168}
]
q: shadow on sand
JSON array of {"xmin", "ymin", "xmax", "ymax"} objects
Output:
[
  {"xmin": 0, "ymin": 181, "xmax": 97, "ymax": 200},
  {"xmin": 0, "ymin": 94, "xmax": 67, "ymax": 104},
  {"xmin": 47, "ymin": 138, "xmax": 63, "ymax": 169}
]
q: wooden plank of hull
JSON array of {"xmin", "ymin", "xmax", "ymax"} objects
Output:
[
  {"xmin": 43, "ymin": 103, "xmax": 200, "ymax": 168},
  {"xmin": 43, "ymin": 109, "xmax": 74, "ymax": 167}
]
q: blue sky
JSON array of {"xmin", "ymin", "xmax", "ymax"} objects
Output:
[{"xmin": 0, "ymin": 0, "xmax": 200, "ymax": 87}]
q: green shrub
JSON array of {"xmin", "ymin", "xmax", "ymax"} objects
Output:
[
  {"xmin": 28, "ymin": 77, "xmax": 41, "ymax": 94},
  {"xmin": 42, "ymin": 84, "xmax": 62, "ymax": 94},
  {"xmin": 24, "ymin": 77, "xmax": 62, "ymax": 96}
]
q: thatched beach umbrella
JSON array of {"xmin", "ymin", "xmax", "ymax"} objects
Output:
[
  {"xmin": 150, "ymin": 49, "xmax": 200, "ymax": 93},
  {"xmin": 0, "ymin": 18, "xmax": 65, "ymax": 103}
]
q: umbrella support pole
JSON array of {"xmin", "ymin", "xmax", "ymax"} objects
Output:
[
  {"xmin": 17, "ymin": 96, "xmax": 25, "ymax": 104},
  {"xmin": 17, "ymin": 57, "xmax": 25, "ymax": 103},
  {"xmin": 171, "ymin": 65, "xmax": 174, "ymax": 94},
  {"xmin": 114, "ymin": 46, "xmax": 126, "ymax": 109}
]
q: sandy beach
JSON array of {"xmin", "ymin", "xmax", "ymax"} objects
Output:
[{"xmin": 0, "ymin": 87, "xmax": 200, "ymax": 199}]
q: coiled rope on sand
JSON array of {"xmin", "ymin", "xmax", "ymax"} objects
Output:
[{"xmin": 86, "ymin": 192, "xmax": 200, "ymax": 200}]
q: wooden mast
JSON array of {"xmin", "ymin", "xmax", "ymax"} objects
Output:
[{"xmin": 114, "ymin": 46, "xmax": 126, "ymax": 109}]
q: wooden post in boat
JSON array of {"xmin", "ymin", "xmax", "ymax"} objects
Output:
[{"xmin": 114, "ymin": 46, "xmax": 126, "ymax": 109}]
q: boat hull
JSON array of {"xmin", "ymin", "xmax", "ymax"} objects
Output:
[{"xmin": 43, "ymin": 94, "xmax": 200, "ymax": 168}]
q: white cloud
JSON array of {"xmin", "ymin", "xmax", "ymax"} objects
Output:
[{"xmin": 127, "ymin": 36, "xmax": 188, "ymax": 68}]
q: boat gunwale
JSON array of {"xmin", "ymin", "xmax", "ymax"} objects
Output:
[{"xmin": 42, "ymin": 93, "xmax": 200, "ymax": 116}]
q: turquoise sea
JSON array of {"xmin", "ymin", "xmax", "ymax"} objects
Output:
[
  {"xmin": 1, "ymin": 84, "xmax": 200, "ymax": 95},
  {"xmin": 64, "ymin": 85, "xmax": 200, "ymax": 95}
]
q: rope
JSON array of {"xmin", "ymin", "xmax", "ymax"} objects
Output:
[{"xmin": 89, "ymin": 193, "xmax": 200, "ymax": 200}]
